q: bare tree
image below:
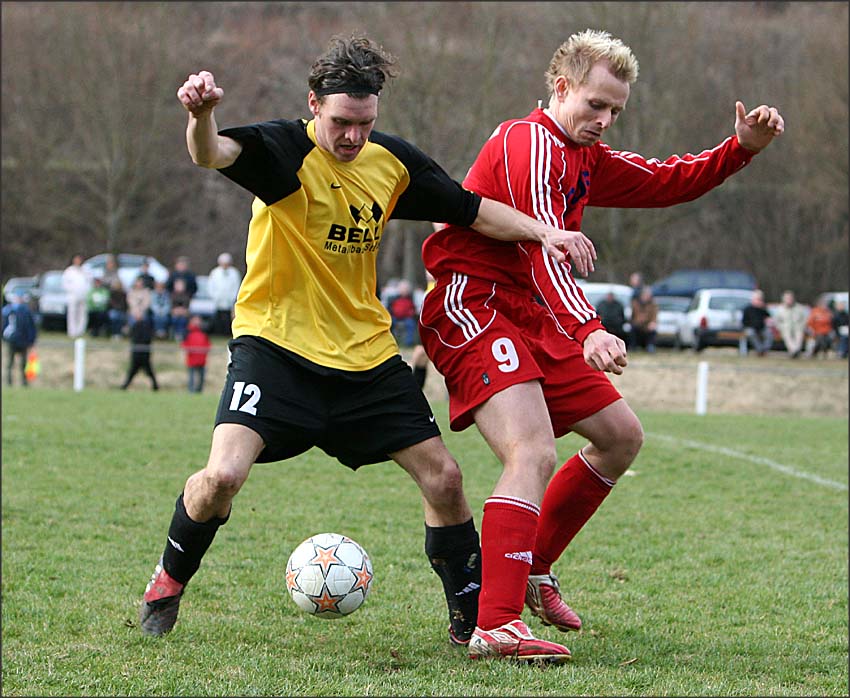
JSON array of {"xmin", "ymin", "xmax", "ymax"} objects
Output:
[{"xmin": 2, "ymin": 2, "xmax": 846, "ymax": 300}]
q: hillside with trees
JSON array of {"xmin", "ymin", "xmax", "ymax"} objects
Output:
[{"xmin": 2, "ymin": 1, "xmax": 846, "ymax": 301}]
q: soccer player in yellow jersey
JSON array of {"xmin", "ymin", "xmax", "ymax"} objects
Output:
[{"xmin": 139, "ymin": 34, "xmax": 596, "ymax": 644}]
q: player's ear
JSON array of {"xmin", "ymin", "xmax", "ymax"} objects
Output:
[
  {"xmin": 554, "ymin": 75, "xmax": 570, "ymax": 100},
  {"xmin": 307, "ymin": 91, "xmax": 320, "ymax": 116}
]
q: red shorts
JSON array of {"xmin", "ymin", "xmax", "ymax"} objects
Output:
[{"xmin": 419, "ymin": 274, "xmax": 621, "ymax": 434}]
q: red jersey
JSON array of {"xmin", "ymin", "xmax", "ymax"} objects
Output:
[{"xmin": 422, "ymin": 107, "xmax": 756, "ymax": 343}]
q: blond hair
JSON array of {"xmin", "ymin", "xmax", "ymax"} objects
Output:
[{"xmin": 545, "ymin": 29, "xmax": 639, "ymax": 95}]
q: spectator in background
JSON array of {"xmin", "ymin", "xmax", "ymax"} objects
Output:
[
  {"xmin": 108, "ymin": 278, "xmax": 128, "ymax": 338},
  {"xmin": 774, "ymin": 290, "xmax": 807, "ymax": 358},
  {"xmin": 832, "ymin": 300, "xmax": 848, "ymax": 359},
  {"xmin": 805, "ymin": 297, "xmax": 835, "ymax": 358},
  {"xmin": 390, "ymin": 279, "xmax": 418, "ymax": 347},
  {"xmin": 86, "ymin": 277, "xmax": 111, "ymax": 338},
  {"xmin": 137, "ymin": 259, "xmax": 156, "ymax": 290},
  {"xmin": 62, "ymin": 253, "xmax": 91, "ymax": 338},
  {"xmin": 120, "ymin": 315, "xmax": 159, "ymax": 391},
  {"xmin": 3, "ymin": 292, "xmax": 37, "ymax": 386},
  {"xmin": 126, "ymin": 276, "xmax": 153, "ymax": 328},
  {"xmin": 628, "ymin": 271, "xmax": 644, "ymax": 300},
  {"xmin": 101, "ymin": 254, "xmax": 121, "ymax": 290},
  {"xmin": 630, "ymin": 286, "xmax": 658, "ymax": 353},
  {"xmin": 170, "ymin": 277, "xmax": 192, "ymax": 341},
  {"xmin": 150, "ymin": 281, "xmax": 172, "ymax": 339},
  {"xmin": 207, "ymin": 252, "xmax": 242, "ymax": 336},
  {"xmin": 380, "ymin": 277, "xmax": 400, "ymax": 311},
  {"xmin": 182, "ymin": 315, "xmax": 212, "ymax": 393},
  {"xmin": 741, "ymin": 289, "xmax": 773, "ymax": 356},
  {"xmin": 166, "ymin": 256, "xmax": 198, "ymax": 300},
  {"xmin": 596, "ymin": 291, "xmax": 627, "ymax": 343}
]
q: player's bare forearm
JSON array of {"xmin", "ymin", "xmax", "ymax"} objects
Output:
[
  {"xmin": 471, "ymin": 198, "xmax": 597, "ymax": 275},
  {"xmin": 185, "ymin": 113, "xmax": 242, "ymax": 169},
  {"xmin": 178, "ymin": 70, "xmax": 241, "ymax": 169},
  {"xmin": 186, "ymin": 111, "xmax": 221, "ymax": 167}
]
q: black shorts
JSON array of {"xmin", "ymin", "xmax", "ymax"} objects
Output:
[{"xmin": 214, "ymin": 336, "xmax": 441, "ymax": 469}]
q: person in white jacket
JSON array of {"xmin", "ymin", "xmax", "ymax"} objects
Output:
[
  {"xmin": 774, "ymin": 289, "xmax": 809, "ymax": 358},
  {"xmin": 61, "ymin": 254, "xmax": 92, "ymax": 338},
  {"xmin": 207, "ymin": 252, "xmax": 242, "ymax": 336}
]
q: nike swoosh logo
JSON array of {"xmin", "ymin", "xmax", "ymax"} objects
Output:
[
  {"xmin": 168, "ymin": 536, "xmax": 185, "ymax": 553},
  {"xmin": 330, "ymin": 183, "xmax": 342, "ymax": 189},
  {"xmin": 428, "ymin": 415, "xmax": 436, "ymax": 423}
]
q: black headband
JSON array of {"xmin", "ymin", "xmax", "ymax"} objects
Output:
[{"xmin": 313, "ymin": 83, "xmax": 381, "ymax": 97}]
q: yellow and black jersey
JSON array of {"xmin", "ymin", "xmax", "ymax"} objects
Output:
[{"xmin": 218, "ymin": 118, "xmax": 481, "ymax": 371}]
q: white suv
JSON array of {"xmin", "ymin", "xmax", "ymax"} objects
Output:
[{"xmin": 677, "ymin": 288, "xmax": 754, "ymax": 351}]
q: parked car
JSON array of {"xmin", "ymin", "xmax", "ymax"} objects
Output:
[
  {"xmin": 34, "ymin": 270, "xmax": 68, "ymax": 331},
  {"xmin": 574, "ymin": 281, "xmax": 634, "ymax": 323},
  {"xmin": 651, "ymin": 269, "xmax": 757, "ymax": 299},
  {"xmin": 816, "ymin": 290, "xmax": 848, "ymax": 310},
  {"xmin": 83, "ymin": 253, "xmax": 169, "ymax": 290},
  {"xmin": 3, "ymin": 275, "xmax": 39, "ymax": 306},
  {"xmin": 677, "ymin": 288, "xmax": 754, "ymax": 351},
  {"xmin": 188, "ymin": 274, "xmax": 216, "ymax": 330},
  {"xmin": 654, "ymin": 295, "xmax": 691, "ymax": 348}
]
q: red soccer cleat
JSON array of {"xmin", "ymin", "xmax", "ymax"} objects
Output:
[
  {"xmin": 525, "ymin": 573, "xmax": 582, "ymax": 632},
  {"xmin": 139, "ymin": 558, "xmax": 185, "ymax": 637},
  {"xmin": 467, "ymin": 619, "xmax": 571, "ymax": 664}
]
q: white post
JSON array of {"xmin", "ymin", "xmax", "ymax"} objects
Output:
[
  {"xmin": 73, "ymin": 338, "xmax": 86, "ymax": 392},
  {"xmin": 695, "ymin": 360, "xmax": 709, "ymax": 415}
]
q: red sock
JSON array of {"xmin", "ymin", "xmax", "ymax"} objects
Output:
[
  {"xmin": 530, "ymin": 452, "xmax": 613, "ymax": 576},
  {"xmin": 477, "ymin": 496, "xmax": 539, "ymax": 630}
]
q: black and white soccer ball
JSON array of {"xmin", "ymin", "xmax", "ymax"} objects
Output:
[{"xmin": 285, "ymin": 532, "xmax": 373, "ymax": 618}]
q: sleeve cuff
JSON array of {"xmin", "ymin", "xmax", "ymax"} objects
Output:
[
  {"xmin": 732, "ymin": 135, "xmax": 760, "ymax": 160},
  {"xmin": 575, "ymin": 318, "xmax": 606, "ymax": 345}
]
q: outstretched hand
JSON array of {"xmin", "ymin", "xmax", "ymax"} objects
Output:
[
  {"xmin": 177, "ymin": 70, "xmax": 224, "ymax": 116},
  {"xmin": 735, "ymin": 101, "xmax": 784, "ymax": 153}
]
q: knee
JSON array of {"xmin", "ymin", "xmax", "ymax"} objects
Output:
[
  {"xmin": 589, "ymin": 413, "xmax": 644, "ymax": 477},
  {"xmin": 200, "ymin": 465, "xmax": 246, "ymax": 500},
  {"xmin": 623, "ymin": 418, "xmax": 644, "ymax": 462},
  {"xmin": 426, "ymin": 457, "xmax": 465, "ymax": 499}
]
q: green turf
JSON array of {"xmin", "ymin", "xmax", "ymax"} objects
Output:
[{"xmin": 2, "ymin": 388, "xmax": 847, "ymax": 696}]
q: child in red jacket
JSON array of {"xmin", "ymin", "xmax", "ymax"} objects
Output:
[{"xmin": 181, "ymin": 315, "xmax": 211, "ymax": 392}]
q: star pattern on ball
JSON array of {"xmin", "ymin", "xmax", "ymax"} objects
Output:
[
  {"xmin": 351, "ymin": 564, "xmax": 372, "ymax": 594},
  {"xmin": 285, "ymin": 566, "xmax": 299, "ymax": 591},
  {"xmin": 309, "ymin": 543, "xmax": 344, "ymax": 575},
  {"xmin": 312, "ymin": 586, "xmax": 343, "ymax": 614}
]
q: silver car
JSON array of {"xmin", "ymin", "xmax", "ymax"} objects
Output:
[
  {"xmin": 654, "ymin": 295, "xmax": 691, "ymax": 348},
  {"xmin": 35, "ymin": 270, "xmax": 68, "ymax": 331},
  {"xmin": 677, "ymin": 288, "xmax": 754, "ymax": 351}
]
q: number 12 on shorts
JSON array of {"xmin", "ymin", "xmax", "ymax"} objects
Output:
[{"xmin": 229, "ymin": 381, "xmax": 261, "ymax": 415}]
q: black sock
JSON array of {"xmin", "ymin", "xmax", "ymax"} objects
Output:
[
  {"xmin": 161, "ymin": 493, "xmax": 229, "ymax": 586},
  {"xmin": 425, "ymin": 518, "xmax": 481, "ymax": 638},
  {"xmin": 413, "ymin": 366, "xmax": 427, "ymax": 390}
]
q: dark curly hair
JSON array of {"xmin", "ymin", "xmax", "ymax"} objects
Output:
[{"xmin": 308, "ymin": 34, "xmax": 398, "ymax": 99}]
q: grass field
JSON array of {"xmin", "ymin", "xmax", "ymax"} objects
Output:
[{"xmin": 2, "ymin": 387, "xmax": 847, "ymax": 696}]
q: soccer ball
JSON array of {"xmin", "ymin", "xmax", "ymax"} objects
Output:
[{"xmin": 285, "ymin": 532, "xmax": 373, "ymax": 618}]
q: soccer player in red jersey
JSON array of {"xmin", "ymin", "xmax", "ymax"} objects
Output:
[{"xmin": 419, "ymin": 29, "xmax": 784, "ymax": 662}]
